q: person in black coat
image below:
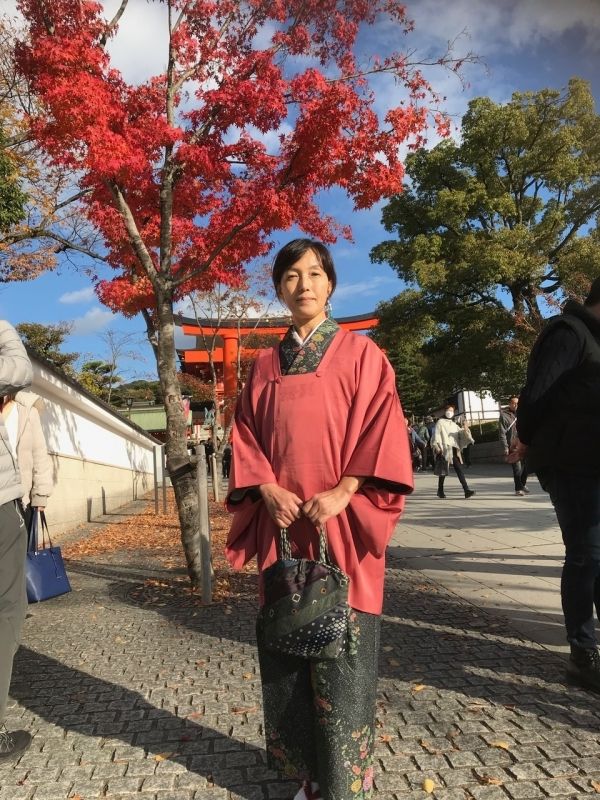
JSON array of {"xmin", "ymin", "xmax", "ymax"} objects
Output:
[
  {"xmin": 222, "ymin": 442, "xmax": 232, "ymax": 479},
  {"xmin": 515, "ymin": 276, "xmax": 600, "ymax": 692}
]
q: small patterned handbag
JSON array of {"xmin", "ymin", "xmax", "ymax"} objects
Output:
[{"xmin": 258, "ymin": 525, "xmax": 350, "ymax": 660}]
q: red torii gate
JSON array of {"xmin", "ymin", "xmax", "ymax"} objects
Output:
[{"xmin": 177, "ymin": 311, "xmax": 378, "ymax": 405}]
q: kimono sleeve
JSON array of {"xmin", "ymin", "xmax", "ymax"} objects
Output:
[
  {"xmin": 226, "ymin": 360, "xmax": 276, "ymax": 512},
  {"xmin": 343, "ymin": 340, "xmax": 414, "ymax": 500}
]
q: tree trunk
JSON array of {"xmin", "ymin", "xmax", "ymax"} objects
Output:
[{"xmin": 155, "ymin": 289, "xmax": 202, "ymax": 588}]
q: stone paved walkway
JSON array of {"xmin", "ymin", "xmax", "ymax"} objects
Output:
[{"xmin": 2, "ymin": 487, "xmax": 600, "ymax": 800}]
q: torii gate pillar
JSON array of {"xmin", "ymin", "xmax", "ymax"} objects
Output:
[{"xmin": 222, "ymin": 332, "xmax": 238, "ymax": 426}]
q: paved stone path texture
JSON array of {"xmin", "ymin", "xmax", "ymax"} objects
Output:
[{"xmin": 3, "ymin": 466, "xmax": 600, "ymax": 800}]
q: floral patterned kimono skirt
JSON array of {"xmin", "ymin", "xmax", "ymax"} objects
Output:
[{"xmin": 257, "ymin": 319, "xmax": 381, "ymax": 800}]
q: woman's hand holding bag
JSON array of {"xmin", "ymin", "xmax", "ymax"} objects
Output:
[{"xmin": 259, "ymin": 483, "xmax": 303, "ymax": 528}]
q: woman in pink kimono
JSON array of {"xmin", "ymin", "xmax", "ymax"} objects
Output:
[{"xmin": 226, "ymin": 239, "xmax": 413, "ymax": 800}]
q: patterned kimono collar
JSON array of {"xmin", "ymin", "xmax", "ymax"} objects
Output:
[{"xmin": 279, "ymin": 317, "xmax": 340, "ymax": 375}]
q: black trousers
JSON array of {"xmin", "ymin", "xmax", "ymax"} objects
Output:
[
  {"xmin": 438, "ymin": 449, "xmax": 470, "ymax": 495},
  {"xmin": 538, "ymin": 469, "xmax": 600, "ymax": 649}
]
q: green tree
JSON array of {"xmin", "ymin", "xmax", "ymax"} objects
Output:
[
  {"xmin": 111, "ymin": 379, "xmax": 162, "ymax": 407},
  {"xmin": 78, "ymin": 359, "xmax": 122, "ymax": 400},
  {"xmin": 0, "ymin": 127, "xmax": 27, "ymax": 233},
  {"xmin": 16, "ymin": 321, "xmax": 78, "ymax": 375},
  {"xmin": 371, "ymin": 78, "xmax": 600, "ymax": 399},
  {"xmin": 370, "ymin": 291, "xmax": 435, "ymax": 415}
]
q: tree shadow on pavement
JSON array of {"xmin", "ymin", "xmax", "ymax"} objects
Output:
[
  {"xmin": 64, "ymin": 558, "xmax": 600, "ymax": 738},
  {"xmin": 8, "ymin": 646, "xmax": 289, "ymax": 800}
]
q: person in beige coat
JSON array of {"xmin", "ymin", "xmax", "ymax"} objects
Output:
[
  {"xmin": 432, "ymin": 403, "xmax": 475, "ymax": 500},
  {"xmin": 0, "ymin": 321, "xmax": 33, "ymax": 763},
  {"xmin": 0, "ymin": 391, "xmax": 53, "ymax": 521}
]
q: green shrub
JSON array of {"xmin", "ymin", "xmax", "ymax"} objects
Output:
[{"xmin": 470, "ymin": 420, "xmax": 499, "ymax": 444}]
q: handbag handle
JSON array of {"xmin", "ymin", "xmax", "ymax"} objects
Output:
[
  {"xmin": 27, "ymin": 507, "xmax": 38, "ymax": 553},
  {"xmin": 40, "ymin": 510, "xmax": 54, "ymax": 549},
  {"xmin": 278, "ymin": 524, "xmax": 329, "ymax": 564},
  {"xmin": 26, "ymin": 509, "xmax": 53, "ymax": 552}
]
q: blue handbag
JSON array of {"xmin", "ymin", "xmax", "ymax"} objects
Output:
[{"xmin": 25, "ymin": 510, "xmax": 71, "ymax": 603}]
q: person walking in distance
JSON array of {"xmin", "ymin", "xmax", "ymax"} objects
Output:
[
  {"xmin": 499, "ymin": 396, "xmax": 529, "ymax": 496},
  {"xmin": 514, "ymin": 276, "xmax": 600, "ymax": 691},
  {"xmin": 432, "ymin": 404, "xmax": 475, "ymax": 500},
  {"xmin": 0, "ymin": 321, "xmax": 33, "ymax": 762}
]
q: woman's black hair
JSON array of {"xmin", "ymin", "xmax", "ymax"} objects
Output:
[{"xmin": 272, "ymin": 238, "xmax": 337, "ymax": 294}]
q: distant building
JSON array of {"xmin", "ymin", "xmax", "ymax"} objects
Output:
[{"xmin": 455, "ymin": 390, "xmax": 501, "ymax": 424}]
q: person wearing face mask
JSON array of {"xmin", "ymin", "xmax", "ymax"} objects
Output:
[
  {"xmin": 225, "ymin": 238, "xmax": 414, "ymax": 800},
  {"xmin": 432, "ymin": 404, "xmax": 475, "ymax": 500}
]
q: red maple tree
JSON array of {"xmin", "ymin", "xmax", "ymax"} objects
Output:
[{"xmin": 16, "ymin": 0, "xmax": 465, "ymax": 587}]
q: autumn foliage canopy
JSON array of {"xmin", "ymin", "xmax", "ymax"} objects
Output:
[{"xmin": 16, "ymin": 0, "xmax": 450, "ymax": 316}]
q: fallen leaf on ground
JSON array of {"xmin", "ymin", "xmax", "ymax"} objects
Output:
[
  {"xmin": 466, "ymin": 703, "xmax": 487, "ymax": 713},
  {"xmin": 154, "ymin": 752, "xmax": 176, "ymax": 761},
  {"xmin": 419, "ymin": 739, "xmax": 441, "ymax": 754},
  {"xmin": 489, "ymin": 740, "xmax": 511, "ymax": 750},
  {"xmin": 387, "ymin": 658, "xmax": 400, "ymax": 666},
  {"xmin": 477, "ymin": 774, "xmax": 503, "ymax": 786},
  {"xmin": 243, "ymin": 673, "xmax": 253, "ymax": 679},
  {"xmin": 231, "ymin": 705, "xmax": 258, "ymax": 714},
  {"xmin": 378, "ymin": 734, "xmax": 392, "ymax": 743},
  {"xmin": 412, "ymin": 684, "xmax": 426, "ymax": 692},
  {"xmin": 591, "ymin": 780, "xmax": 600, "ymax": 793},
  {"xmin": 422, "ymin": 778, "xmax": 436, "ymax": 793}
]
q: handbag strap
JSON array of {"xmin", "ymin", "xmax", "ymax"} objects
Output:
[
  {"xmin": 27, "ymin": 507, "xmax": 38, "ymax": 553},
  {"xmin": 40, "ymin": 510, "xmax": 53, "ymax": 549},
  {"xmin": 278, "ymin": 525, "xmax": 329, "ymax": 563}
]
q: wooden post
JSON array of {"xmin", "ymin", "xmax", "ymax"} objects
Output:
[
  {"xmin": 153, "ymin": 445, "xmax": 159, "ymax": 514},
  {"xmin": 195, "ymin": 450, "xmax": 212, "ymax": 604},
  {"xmin": 161, "ymin": 444, "xmax": 167, "ymax": 513},
  {"xmin": 210, "ymin": 453, "xmax": 219, "ymax": 502}
]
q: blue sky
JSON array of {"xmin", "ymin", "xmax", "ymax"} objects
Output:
[{"xmin": 0, "ymin": 0, "xmax": 598, "ymax": 381}]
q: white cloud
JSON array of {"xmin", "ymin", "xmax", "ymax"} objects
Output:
[
  {"xmin": 102, "ymin": 0, "xmax": 169, "ymax": 85},
  {"xmin": 506, "ymin": 0, "xmax": 600, "ymax": 51},
  {"xmin": 333, "ymin": 275, "xmax": 400, "ymax": 302},
  {"xmin": 362, "ymin": 0, "xmax": 600, "ymax": 151},
  {"xmin": 59, "ymin": 286, "xmax": 96, "ymax": 305},
  {"xmin": 404, "ymin": 0, "xmax": 600, "ymax": 57},
  {"xmin": 71, "ymin": 307, "xmax": 113, "ymax": 335},
  {"xmin": 176, "ymin": 296, "xmax": 288, "ymax": 320}
]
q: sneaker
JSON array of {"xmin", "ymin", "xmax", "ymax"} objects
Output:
[
  {"xmin": 515, "ymin": 490, "xmax": 525, "ymax": 496},
  {"xmin": 464, "ymin": 490, "xmax": 475, "ymax": 499},
  {"xmin": 0, "ymin": 728, "xmax": 32, "ymax": 763},
  {"xmin": 522, "ymin": 486, "xmax": 530, "ymax": 494},
  {"xmin": 437, "ymin": 491, "xmax": 446, "ymax": 499},
  {"xmin": 567, "ymin": 645, "xmax": 600, "ymax": 693}
]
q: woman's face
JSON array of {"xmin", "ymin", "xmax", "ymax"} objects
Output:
[{"xmin": 278, "ymin": 249, "xmax": 332, "ymax": 324}]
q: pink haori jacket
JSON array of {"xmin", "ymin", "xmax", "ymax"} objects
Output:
[{"xmin": 225, "ymin": 330, "xmax": 414, "ymax": 615}]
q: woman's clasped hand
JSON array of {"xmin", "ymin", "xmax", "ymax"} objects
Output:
[{"xmin": 259, "ymin": 482, "xmax": 355, "ymax": 528}]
